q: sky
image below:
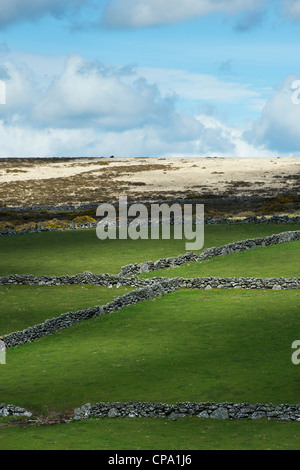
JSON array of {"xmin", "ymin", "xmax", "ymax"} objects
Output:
[{"xmin": 0, "ymin": 0, "xmax": 300, "ymax": 157}]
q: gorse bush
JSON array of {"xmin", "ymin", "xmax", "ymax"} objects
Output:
[
  {"xmin": 72, "ymin": 216, "xmax": 96, "ymax": 225},
  {"xmin": 258, "ymin": 194, "xmax": 298, "ymax": 214},
  {"xmin": 41, "ymin": 219, "xmax": 70, "ymax": 229}
]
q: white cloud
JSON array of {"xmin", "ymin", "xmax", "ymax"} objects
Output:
[
  {"xmin": 0, "ymin": 121, "xmax": 96, "ymax": 156},
  {"xmin": 194, "ymin": 114, "xmax": 276, "ymax": 158},
  {"xmin": 0, "ymin": 0, "xmax": 298, "ymax": 30},
  {"xmin": 31, "ymin": 55, "xmax": 179, "ymax": 131},
  {"xmin": 245, "ymin": 74, "xmax": 300, "ymax": 153},
  {"xmin": 0, "ymin": 0, "xmax": 299, "ymax": 30},
  {"xmin": 103, "ymin": 0, "xmax": 267, "ymax": 28},
  {"xmin": 137, "ymin": 66, "xmax": 263, "ymax": 105},
  {"xmin": 0, "ymin": 119, "xmax": 228, "ymax": 158},
  {"xmin": 0, "ymin": 52, "xmax": 291, "ymax": 158},
  {"xmin": 0, "ymin": 53, "xmax": 237, "ymax": 157},
  {"xmin": 0, "ymin": 0, "xmax": 91, "ymax": 28},
  {"xmin": 0, "ymin": 104, "xmax": 287, "ymax": 158},
  {"xmin": 0, "ymin": 111, "xmax": 277, "ymax": 158},
  {"xmin": 281, "ymin": 0, "xmax": 300, "ymax": 20},
  {"xmin": 0, "ymin": 60, "xmax": 41, "ymax": 118}
]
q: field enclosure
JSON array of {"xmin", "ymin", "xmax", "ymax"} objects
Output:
[{"xmin": 0, "ymin": 222, "xmax": 299, "ymax": 450}]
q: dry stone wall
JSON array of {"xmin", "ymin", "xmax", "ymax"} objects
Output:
[
  {"xmin": 0, "ymin": 230, "xmax": 299, "ymax": 284},
  {"xmin": 0, "ymin": 215, "xmax": 300, "ymax": 238},
  {"xmin": 2, "ymin": 282, "xmax": 177, "ymax": 348},
  {"xmin": 0, "ymin": 403, "xmax": 32, "ymax": 418},
  {"xmin": 1, "ymin": 228, "xmax": 299, "ymax": 422},
  {"xmin": 120, "ymin": 230, "xmax": 300, "ymax": 276},
  {"xmin": 3, "ymin": 276, "xmax": 300, "ymax": 349},
  {"xmin": 74, "ymin": 401, "xmax": 300, "ymax": 422},
  {"xmin": 1, "ymin": 273, "xmax": 300, "ymax": 290},
  {"xmin": 1, "ymin": 230, "xmax": 299, "ymax": 349}
]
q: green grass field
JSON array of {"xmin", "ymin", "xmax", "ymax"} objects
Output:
[
  {"xmin": 0, "ymin": 285, "xmax": 132, "ymax": 335},
  {"xmin": 0, "ymin": 223, "xmax": 299, "ymax": 276},
  {"xmin": 0, "ymin": 416, "xmax": 299, "ymax": 450},
  {"xmin": 140, "ymin": 241, "xmax": 300, "ymax": 279},
  {"xmin": 0, "ymin": 223, "xmax": 299, "ymax": 450},
  {"xmin": 1, "ymin": 289, "xmax": 299, "ymax": 412}
]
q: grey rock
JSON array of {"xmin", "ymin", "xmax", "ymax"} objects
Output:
[
  {"xmin": 210, "ymin": 407, "xmax": 229, "ymax": 420},
  {"xmin": 251, "ymin": 411, "xmax": 266, "ymax": 420},
  {"xmin": 197, "ymin": 410, "xmax": 209, "ymax": 419},
  {"xmin": 0, "ymin": 404, "xmax": 32, "ymax": 418},
  {"xmin": 108, "ymin": 408, "xmax": 120, "ymax": 418}
]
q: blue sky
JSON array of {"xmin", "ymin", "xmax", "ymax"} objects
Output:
[{"xmin": 0, "ymin": 0, "xmax": 300, "ymax": 157}]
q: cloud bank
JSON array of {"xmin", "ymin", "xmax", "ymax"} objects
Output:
[
  {"xmin": 0, "ymin": 0, "xmax": 92, "ymax": 28},
  {"xmin": 1, "ymin": 0, "xmax": 299, "ymax": 30},
  {"xmin": 0, "ymin": 54, "xmax": 298, "ymax": 157},
  {"xmin": 281, "ymin": 0, "xmax": 300, "ymax": 21},
  {"xmin": 245, "ymin": 74, "xmax": 300, "ymax": 153},
  {"xmin": 103, "ymin": 0, "xmax": 266, "ymax": 28},
  {"xmin": 0, "ymin": 54, "xmax": 239, "ymax": 157}
]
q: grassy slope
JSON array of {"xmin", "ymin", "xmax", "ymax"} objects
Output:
[
  {"xmin": 0, "ymin": 417, "xmax": 299, "ymax": 450},
  {"xmin": 1, "ymin": 289, "xmax": 299, "ymax": 413},
  {"xmin": 1, "ymin": 224, "xmax": 299, "ymax": 450},
  {"xmin": 0, "ymin": 224, "xmax": 299, "ymax": 276},
  {"xmin": 1, "ymin": 239, "xmax": 299, "ymax": 336},
  {"xmin": 140, "ymin": 241, "xmax": 300, "ymax": 279},
  {"xmin": 0, "ymin": 285, "xmax": 132, "ymax": 336}
]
